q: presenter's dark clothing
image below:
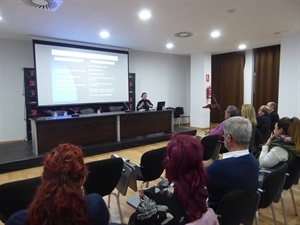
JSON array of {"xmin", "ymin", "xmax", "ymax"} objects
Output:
[
  {"xmin": 137, "ymin": 99, "xmax": 153, "ymax": 111},
  {"xmin": 5, "ymin": 193, "xmax": 109, "ymax": 225},
  {"xmin": 206, "ymin": 152, "xmax": 259, "ymax": 211},
  {"xmin": 270, "ymin": 111, "xmax": 279, "ymax": 131}
]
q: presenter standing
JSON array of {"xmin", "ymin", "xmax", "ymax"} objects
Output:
[{"xmin": 136, "ymin": 92, "xmax": 153, "ymax": 111}]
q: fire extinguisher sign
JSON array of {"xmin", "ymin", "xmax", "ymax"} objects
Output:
[
  {"xmin": 206, "ymin": 86, "xmax": 212, "ymax": 99},
  {"xmin": 206, "ymin": 74, "xmax": 210, "ymax": 82}
]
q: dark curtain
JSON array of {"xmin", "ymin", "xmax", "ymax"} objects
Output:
[
  {"xmin": 253, "ymin": 45, "xmax": 280, "ymax": 112},
  {"xmin": 211, "ymin": 52, "xmax": 245, "ymax": 123}
]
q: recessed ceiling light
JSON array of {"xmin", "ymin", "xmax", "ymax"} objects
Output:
[
  {"xmin": 99, "ymin": 31, "xmax": 110, "ymax": 39},
  {"xmin": 239, "ymin": 44, "xmax": 247, "ymax": 50},
  {"xmin": 0, "ymin": 16, "xmax": 3, "ymax": 20},
  {"xmin": 166, "ymin": 43, "xmax": 174, "ymax": 49},
  {"xmin": 139, "ymin": 10, "xmax": 151, "ymax": 20},
  {"xmin": 210, "ymin": 31, "xmax": 220, "ymax": 38}
]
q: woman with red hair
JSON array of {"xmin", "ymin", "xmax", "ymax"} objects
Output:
[
  {"xmin": 6, "ymin": 143, "xmax": 109, "ymax": 225},
  {"xmin": 128, "ymin": 134, "xmax": 219, "ymax": 225}
]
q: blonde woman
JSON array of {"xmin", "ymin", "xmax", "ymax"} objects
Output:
[{"xmin": 241, "ymin": 104, "xmax": 263, "ymax": 155}]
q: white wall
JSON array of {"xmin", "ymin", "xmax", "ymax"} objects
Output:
[
  {"xmin": 129, "ymin": 50, "xmax": 190, "ymax": 112},
  {"xmin": 278, "ymin": 33, "xmax": 300, "ymax": 117},
  {"xmin": 0, "ymin": 39, "xmax": 33, "ymax": 142},
  {"xmin": 244, "ymin": 50, "xmax": 254, "ymax": 104},
  {"xmin": 190, "ymin": 52, "xmax": 211, "ymax": 128}
]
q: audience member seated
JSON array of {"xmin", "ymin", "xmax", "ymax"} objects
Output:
[
  {"xmin": 267, "ymin": 101, "xmax": 280, "ymax": 131},
  {"xmin": 259, "ymin": 117, "xmax": 300, "ymax": 168},
  {"xmin": 206, "ymin": 117, "xmax": 259, "ymax": 211},
  {"xmin": 241, "ymin": 104, "xmax": 264, "ymax": 155},
  {"xmin": 5, "ymin": 143, "xmax": 109, "ymax": 225},
  {"xmin": 256, "ymin": 105, "xmax": 271, "ymax": 142},
  {"xmin": 208, "ymin": 105, "xmax": 239, "ymax": 153},
  {"xmin": 128, "ymin": 134, "xmax": 219, "ymax": 225}
]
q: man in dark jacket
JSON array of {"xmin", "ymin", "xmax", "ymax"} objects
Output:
[{"xmin": 206, "ymin": 116, "xmax": 259, "ymax": 211}]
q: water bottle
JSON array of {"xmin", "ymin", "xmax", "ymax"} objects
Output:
[
  {"xmin": 64, "ymin": 111, "xmax": 68, "ymax": 117},
  {"xmin": 53, "ymin": 111, "xmax": 58, "ymax": 118}
]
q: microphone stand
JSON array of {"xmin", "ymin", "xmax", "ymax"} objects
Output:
[
  {"xmin": 123, "ymin": 102, "xmax": 132, "ymax": 112},
  {"xmin": 69, "ymin": 108, "xmax": 80, "ymax": 117},
  {"xmin": 212, "ymin": 94, "xmax": 223, "ymax": 114},
  {"xmin": 205, "ymin": 95, "xmax": 222, "ymax": 135}
]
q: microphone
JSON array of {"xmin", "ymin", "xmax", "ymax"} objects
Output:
[
  {"xmin": 123, "ymin": 102, "xmax": 132, "ymax": 113},
  {"xmin": 69, "ymin": 108, "xmax": 80, "ymax": 117}
]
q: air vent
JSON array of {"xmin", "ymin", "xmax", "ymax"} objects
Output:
[
  {"xmin": 22, "ymin": 0, "xmax": 63, "ymax": 12},
  {"xmin": 174, "ymin": 31, "xmax": 193, "ymax": 38}
]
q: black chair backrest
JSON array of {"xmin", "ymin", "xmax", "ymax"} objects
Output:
[
  {"xmin": 216, "ymin": 183, "xmax": 259, "ymax": 225},
  {"xmin": 80, "ymin": 108, "xmax": 94, "ymax": 114},
  {"xmin": 109, "ymin": 106, "xmax": 123, "ymax": 112},
  {"xmin": 258, "ymin": 163, "xmax": 288, "ymax": 208},
  {"xmin": 284, "ymin": 156, "xmax": 300, "ymax": 190},
  {"xmin": 174, "ymin": 107, "xmax": 184, "ymax": 118},
  {"xmin": 200, "ymin": 135, "xmax": 219, "ymax": 161},
  {"xmin": 84, "ymin": 158, "xmax": 124, "ymax": 196},
  {"xmin": 0, "ymin": 176, "xmax": 41, "ymax": 223},
  {"xmin": 140, "ymin": 147, "xmax": 166, "ymax": 181}
]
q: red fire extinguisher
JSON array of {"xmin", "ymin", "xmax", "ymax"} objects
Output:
[{"xmin": 206, "ymin": 86, "xmax": 212, "ymax": 99}]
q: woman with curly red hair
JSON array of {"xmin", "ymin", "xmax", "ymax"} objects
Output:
[
  {"xmin": 6, "ymin": 143, "xmax": 109, "ymax": 225},
  {"xmin": 128, "ymin": 134, "xmax": 219, "ymax": 225}
]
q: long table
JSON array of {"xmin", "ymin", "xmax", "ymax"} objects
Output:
[{"xmin": 30, "ymin": 110, "xmax": 174, "ymax": 155}]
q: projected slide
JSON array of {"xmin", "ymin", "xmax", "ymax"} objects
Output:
[{"xmin": 33, "ymin": 41, "xmax": 129, "ymax": 106}]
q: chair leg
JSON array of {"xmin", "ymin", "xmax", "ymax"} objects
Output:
[
  {"xmin": 280, "ymin": 192, "xmax": 288, "ymax": 225},
  {"xmin": 108, "ymin": 194, "xmax": 111, "ymax": 208},
  {"xmin": 255, "ymin": 210, "xmax": 259, "ymax": 225},
  {"xmin": 271, "ymin": 203, "xmax": 278, "ymax": 225},
  {"xmin": 110, "ymin": 192, "xmax": 123, "ymax": 223},
  {"xmin": 290, "ymin": 187, "xmax": 299, "ymax": 216},
  {"xmin": 141, "ymin": 181, "xmax": 149, "ymax": 188}
]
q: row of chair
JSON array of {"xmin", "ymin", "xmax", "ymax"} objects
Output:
[
  {"xmin": 217, "ymin": 157, "xmax": 300, "ymax": 225},
  {"xmin": 1, "ymin": 145, "xmax": 299, "ymax": 225},
  {"xmin": 0, "ymin": 147, "xmax": 167, "ymax": 224}
]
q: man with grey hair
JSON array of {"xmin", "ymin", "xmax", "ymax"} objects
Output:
[{"xmin": 206, "ymin": 116, "xmax": 259, "ymax": 211}]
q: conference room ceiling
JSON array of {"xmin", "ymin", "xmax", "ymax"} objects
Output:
[{"xmin": 0, "ymin": 0, "xmax": 299, "ymax": 55}]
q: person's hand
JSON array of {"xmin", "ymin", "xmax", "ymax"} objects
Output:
[
  {"xmin": 138, "ymin": 188, "xmax": 147, "ymax": 199},
  {"xmin": 141, "ymin": 102, "xmax": 144, "ymax": 106},
  {"xmin": 265, "ymin": 132, "xmax": 275, "ymax": 146}
]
